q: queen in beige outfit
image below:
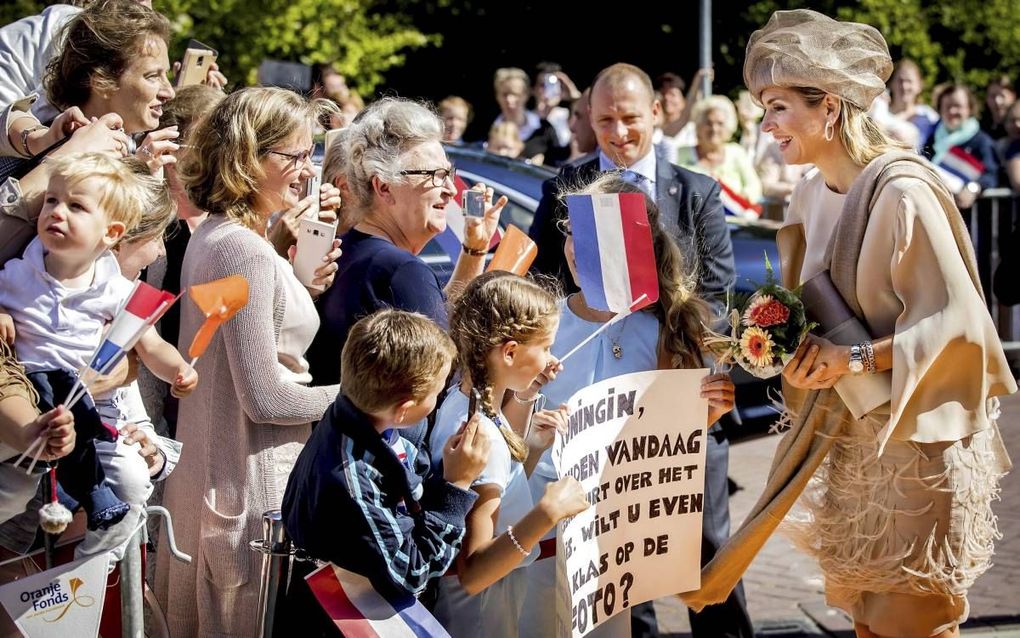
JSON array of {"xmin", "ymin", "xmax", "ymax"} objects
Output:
[{"xmin": 741, "ymin": 10, "xmax": 1015, "ymax": 638}]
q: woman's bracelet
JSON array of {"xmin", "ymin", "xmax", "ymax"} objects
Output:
[
  {"xmin": 461, "ymin": 243, "xmax": 487, "ymax": 257},
  {"xmin": 19, "ymin": 124, "xmax": 47, "ymax": 159},
  {"xmin": 511, "ymin": 391, "xmax": 541, "ymax": 404},
  {"xmin": 506, "ymin": 525, "xmax": 530, "ymax": 557},
  {"xmin": 862, "ymin": 340, "xmax": 876, "ymax": 374}
]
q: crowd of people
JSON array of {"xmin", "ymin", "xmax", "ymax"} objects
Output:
[{"xmin": 0, "ymin": 2, "xmax": 1015, "ymax": 638}]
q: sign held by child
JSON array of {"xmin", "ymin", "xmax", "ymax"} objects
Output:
[{"xmin": 551, "ymin": 369, "xmax": 708, "ymax": 637}]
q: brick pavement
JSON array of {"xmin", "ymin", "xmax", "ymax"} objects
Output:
[{"xmin": 654, "ymin": 392, "xmax": 1020, "ymax": 636}]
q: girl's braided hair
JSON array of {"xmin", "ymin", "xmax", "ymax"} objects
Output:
[{"xmin": 448, "ymin": 271, "xmax": 559, "ymax": 462}]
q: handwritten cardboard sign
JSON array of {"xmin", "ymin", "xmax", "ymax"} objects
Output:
[{"xmin": 551, "ymin": 369, "xmax": 708, "ymax": 637}]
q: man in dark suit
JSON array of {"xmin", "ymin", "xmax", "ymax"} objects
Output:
[{"xmin": 528, "ymin": 63, "xmax": 752, "ymax": 638}]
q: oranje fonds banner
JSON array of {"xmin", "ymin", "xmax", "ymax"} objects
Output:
[{"xmin": 0, "ymin": 552, "xmax": 108, "ymax": 637}]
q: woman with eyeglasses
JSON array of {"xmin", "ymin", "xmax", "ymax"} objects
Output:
[
  {"xmin": 153, "ymin": 86, "xmax": 344, "ymax": 638},
  {"xmin": 306, "ymin": 97, "xmax": 505, "ymax": 387}
]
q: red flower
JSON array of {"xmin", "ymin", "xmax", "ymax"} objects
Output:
[{"xmin": 748, "ymin": 298, "xmax": 790, "ymax": 328}]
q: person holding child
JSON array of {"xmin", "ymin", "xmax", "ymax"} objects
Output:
[
  {"xmin": 0, "ymin": 151, "xmax": 196, "ymax": 557},
  {"xmin": 428, "ymin": 272, "xmax": 589, "ymax": 638},
  {"xmin": 283, "ymin": 309, "xmax": 491, "ymax": 635},
  {"xmin": 155, "ymin": 86, "xmax": 344, "ymax": 637},
  {"xmin": 514, "ymin": 174, "xmax": 740, "ymax": 638}
]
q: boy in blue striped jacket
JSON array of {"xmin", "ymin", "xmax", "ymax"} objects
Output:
[{"xmin": 283, "ymin": 309, "xmax": 489, "ymax": 607}]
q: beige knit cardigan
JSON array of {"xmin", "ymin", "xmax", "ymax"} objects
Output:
[{"xmin": 153, "ymin": 215, "xmax": 340, "ymax": 637}]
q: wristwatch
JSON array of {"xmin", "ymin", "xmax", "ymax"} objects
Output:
[{"xmin": 848, "ymin": 344, "xmax": 865, "ymax": 375}]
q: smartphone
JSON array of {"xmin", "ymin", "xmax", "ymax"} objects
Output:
[
  {"xmin": 543, "ymin": 74, "xmax": 562, "ymax": 103},
  {"xmin": 293, "ymin": 218, "xmax": 336, "ymax": 290},
  {"xmin": 176, "ymin": 40, "xmax": 217, "ymax": 88},
  {"xmin": 303, "ymin": 168, "xmax": 322, "ymax": 220},
  {"xmin": 464, "ymin": 189, "xmax": 485, "ymax": 218}
]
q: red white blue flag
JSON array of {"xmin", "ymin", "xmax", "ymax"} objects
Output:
[
  {"xmin": 305, "ymin": 563, "xmax": 450, "ymax": 638},
  {"xmin": 717, "ymin": 180, "xmax": 761, "ymax": 219},
  {"xmin": 433, "ymin": 174, "xmax": 502, "ymax": 261},
  {"xmin": 566, "ymin": 193, "xmax": 658, "ymax": 313},
  {"xmin": 935, "ymin": 146, "xmax": 985, "ymax": 194},
  {"xmin": 88, "ymin": 281, "xmax": 178, "ymax": 375}
]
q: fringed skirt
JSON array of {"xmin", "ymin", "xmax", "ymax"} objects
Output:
[{"xmin": 787, "ymin": 412, "xmax": 1011, "ymax": 637}]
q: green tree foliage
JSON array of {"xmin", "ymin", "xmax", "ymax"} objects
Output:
[
  {"xmin": 1, "ymin": 0, "xmax": 437, "ymax": 96},
  {"xmin": 157, "ymin": 0, "xmax": 437, "ymax": 94},
  {"xmin": 742, "ymin": 0, "xmax": 1020, "ymax": 97}
]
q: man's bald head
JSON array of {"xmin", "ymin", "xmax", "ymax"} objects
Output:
[
  {"xmin": 590, "ymin": 64, "xmax": 657, "ymax": 107},
  {"xmin": 588, "ymin": 63, "xmax": 660, "ymax": 167}
]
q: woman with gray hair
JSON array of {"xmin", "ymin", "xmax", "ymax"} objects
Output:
[
  {"xmin": 685, "ymin": 10, "xmax": 1015, "ymax": 638},
  {"xmin": 675, "ymin": 95, "xmax": 763, "ymax": 212},
  {"xmin": 307, "ymin": 97, "xmax": 504, "ymax": 386}
]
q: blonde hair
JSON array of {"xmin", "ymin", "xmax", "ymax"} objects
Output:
[
  {"xmin": 564, "ymin": 174, "xmax": 710, "ymax": 369},
  {"xmin": 180, "ymin": 87, "xmax": 332, "ymax": 231},
  {"xmin": 118, "ymin": 157, "xmax": 177, "ymax": 245},
  {"xmin": 793, "ymin": 87, "xmax": 909, "ymax": 166},
  {"xmin": 488, "ymin": 120, "xmax": 522, "ymax": 143},
  {"xmin": 493, "ymin": 68, "xmax": 530, "ymax": 94},
  {"xmin": 449, "ymin": 272, "xmax": 560, "ymax": 462},
  {"xmin": 341, "ymin": 309, "xmax": 456, "ymax": 415},
  {"xmin": 692, "ymin": 95, "xmax": 739, "ymax": 139},
  {"xmin": 46, "ymin": 152, "xmax": 148, "ymax": 233},
  {"xmin": 159, "ymin": 85, "xmax": 225, "ymax": 141}
]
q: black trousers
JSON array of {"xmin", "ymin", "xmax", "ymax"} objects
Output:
[{"xmin": 631, "ymin": 426, "xmax": 754, "ymax": 638}]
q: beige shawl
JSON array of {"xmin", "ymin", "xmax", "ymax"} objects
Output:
[{"xmin": 681, "ymin": 150, "xmax": 1016, "ymax": 611}]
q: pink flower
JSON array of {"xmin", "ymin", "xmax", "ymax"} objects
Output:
[{"xmin": 743, "ymin": 294, "xmax": 790, "ymax": 328}]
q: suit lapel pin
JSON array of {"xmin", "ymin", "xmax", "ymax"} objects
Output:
[{"xmin": 668, "ymin": 185, "xmax": 678, "ymax": 196}]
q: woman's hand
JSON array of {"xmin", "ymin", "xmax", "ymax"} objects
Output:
[
  {"xmin": 120, "ymin": 422, "xmax": 165, "ymax": 477},
  {"xmin": 268, "ymin": 196, "xmax": 317, "ymax": 257},
  {"xmin": 171, "ymin": 60, "xmax": 228, "ymax": 89},
  {"xmin": 527, "ymin": 404, "xmax": 568, "ymax": 451},
  {"xmin": 782, "ymin": 334, "xmax": 848, "ymax": 389},
  {"xmin": 26, "ymin": 108, "xmax": 89, "ymax": 155},
  {"xmin": 316, "ymin": 182, "xmax": 342, "ymax": 225},
  {"xmin": 51, "ymin": 114, "xmax": 132, "ymax": 159},
  {"xmin": 135, "ymin": 126, "xmax": 180, "ymax": 174},
  {"xmin": 701, "ymin": 372, "xmax": 735, "ymax": 425},
  {"xmin": 306, "ymin": 238, "xmax": 342, "ymax": 298},
  {"xmin": 461, "ymin": 183, "xmax": 508, "ymax": 254}
]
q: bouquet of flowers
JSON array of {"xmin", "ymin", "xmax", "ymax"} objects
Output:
[{"xmin": 704, "ymin": 255, "xmax": 815, "ymax": 379}]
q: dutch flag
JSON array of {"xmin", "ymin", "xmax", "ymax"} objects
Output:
[
  {"xmin": 88, "ymin": 281, "xmax": 179, "ymax": 375},
  {"xmin": 717, "ymin": 180, "xmax": 762, "ymax": 219},
  {"xmin": 565, "ymin": 193, "xmax": 658, "ymax": 313},
  {"xmin": 935, "ymin": 146, "xmax": 985, "ymax": 194},
  {"xmin": 433, "ymin": 174, "xmax": 502, "ymax": 261},
  {"xmin": 305, "ymin": 563, "xmax": 451, "ymax": 638}
]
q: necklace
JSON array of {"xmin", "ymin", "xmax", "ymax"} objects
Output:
[{"xmin": 608, "ymin": 319, "xmax": 627, "ymax": 359}]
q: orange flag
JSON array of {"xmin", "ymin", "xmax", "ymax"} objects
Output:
[
  {"xmin": 188, "ymin": 274, "xmax": 250, "ymax": 360},
  {"xmin": 485, "ymin": 225, "xmax": 537, "ymax": 275}
]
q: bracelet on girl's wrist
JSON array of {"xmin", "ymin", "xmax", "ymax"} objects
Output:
[
  {"xmin": 461, "ymin": 243, "xmax": 487, "ymax": 257},
  {"xmin": 19, "ymin": 124, "xmax": 47, "ymax": 159},
  {"xmin": 511, "ymin": 391, "xmax": 541, "ymax": 404},
  {"xmin": 506, "ymin": 525, "xmax": 530, "ymax": 557}
]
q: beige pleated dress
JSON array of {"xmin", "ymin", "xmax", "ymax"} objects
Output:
[{"xmin": 780, "ymin": 169, "xmax": 1014, "ymax": 637}]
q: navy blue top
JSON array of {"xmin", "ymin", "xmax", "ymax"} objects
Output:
[
  {"xmin": 308, "ymin": 229, "xmax": 448, "ymax": 385},
  {"xmin": 282, "ymin": 394, "xmax": 477, "ymax": 601}
]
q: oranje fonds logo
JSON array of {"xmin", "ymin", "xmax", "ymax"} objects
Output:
[{"xmin": 21, "ymin": 576, "xmax": 95, "ymax": 622}]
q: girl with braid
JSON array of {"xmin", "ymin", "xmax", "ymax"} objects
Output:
[{"xmin": 428, "ymin": 271, "xmax": 589, "ymax": 638}]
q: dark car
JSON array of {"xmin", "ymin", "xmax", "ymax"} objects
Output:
[{"xmin": 424, "ymin": 145, "xmax": 782, "ymax": 428}]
